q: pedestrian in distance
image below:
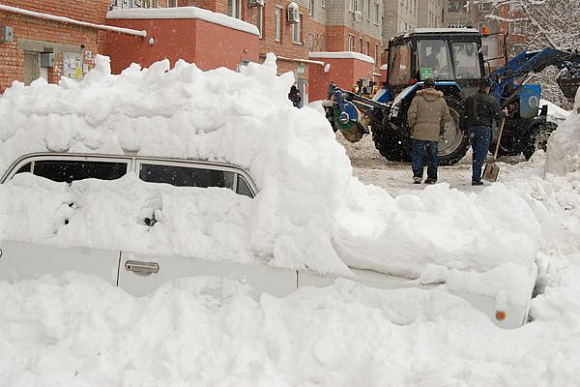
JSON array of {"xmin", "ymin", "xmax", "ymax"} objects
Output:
[
  {"xmin": 288, "ymin": 85, "xmax": 302, "ymax": 108},
  {"xmin": 407, "ymin": 78, "xmax": 451, "ymax": 184},
  {"xmin": 461, "ymin": 77, "xmax": 506, "ymax": 186}
]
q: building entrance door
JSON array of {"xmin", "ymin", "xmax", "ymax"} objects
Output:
[{"xmin": 23, "ymin": 51, "xmax": 40, "ymax": 86}]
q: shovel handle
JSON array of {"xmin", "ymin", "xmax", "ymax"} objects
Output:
[{"xmin": 492, "ymin": 118, "xmax": 506, "ymax": 160}]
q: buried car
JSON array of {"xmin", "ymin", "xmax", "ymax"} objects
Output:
[{"xmin": 0, "ymin": 55, "xmax": 540, "ymax": 329}]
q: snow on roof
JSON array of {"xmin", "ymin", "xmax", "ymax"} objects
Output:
[
  {"xmin": 0, "ymin": 54, "xmax": 541, "ymax": 304},
  {"xmin": 106, "ymin": 6, "xmax": 259, "ymax": 36},
  {"xmin": 309, "ymin": 51, "xmax": 375, "ymax": 64},
  {"xmin": 400, "ymin": 27, "xmax": 481, "ymax": 38}
]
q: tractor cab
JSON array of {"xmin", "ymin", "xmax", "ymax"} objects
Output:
[{"xmin": 386, "ymin": 28, "xmax": 485, "ymax": 96}]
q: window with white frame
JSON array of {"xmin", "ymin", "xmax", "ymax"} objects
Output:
[
  {"xmin": 367, "ymin": 0, "xmax": 371, "ymax": 19},
  {"xmin": 348, "ymin": 34, "xmax": 355, "ymax": 51},
  {"xmin": 228, "ymin": 0, "xmax": 242, "ymax": 19},
  {"xmin": 355, "ymin": 0, "xmax": 361, "ymax": 12},
  {"xmin": 375, "ymin": 44, "xmax": 379, "ymax": 64},
  {"xmin": 257, "ymin": 5, "xmax": 263, "ymax": 38},
  {"xmin": 510, "ymin": 19, "xmax": 528, "ymax": 35},
  {"xmin": 322, "ymin": 0, "xmax": 326, "ymax": 7},
  {"xmin": 168, "ymin": 0, "xmax": 178, "ymax": 7},
  {"xmin": 309, "ymin": 0, "xmax": 314, "ymax": 16},
  {"xmin": 275, "ymin": 7, "xmax": 282, "ymax": 42},
  {"xmin": 292, "ymin": 13, "xmax": 302, "ymax": 44},
  {"xmin": 348, "ymin": 0, "xmax": 355, "ymax": 12},
  {"xmin": 374, "ymin": 3, "xmax": 379, "ymax": 24}
]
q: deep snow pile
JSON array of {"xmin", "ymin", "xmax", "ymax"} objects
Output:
[
  {"xmin": 0, "ymin": 55, "xmax": 539, "ymax": 300},
  {"xmin": 3, "ymin": 59, "xmax": 580, "ymax": 386},
  {"xmin": 545, "ymin": 88, "xmax": 580, "ymax": 175}
]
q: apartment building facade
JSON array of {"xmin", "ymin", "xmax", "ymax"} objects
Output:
[{"xmin": 382, "ymin": 0, "xmax": 445, "ymax": 50}]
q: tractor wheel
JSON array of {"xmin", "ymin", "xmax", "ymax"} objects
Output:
[
  {"xmin": 523, "ymin": 121, "xmax": 558, "ymax": 160},
  {"xmin": 438, "ymin": 97, "xmax": 470, "ymax": 165},
  {"xmin": 371, "ymin": 110, "xmax": 408, "ymax": 162}
]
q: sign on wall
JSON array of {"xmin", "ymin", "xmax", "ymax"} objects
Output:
[{"xmin": 63, "ymin": 52, "xmax": 84, "ymax": 81}]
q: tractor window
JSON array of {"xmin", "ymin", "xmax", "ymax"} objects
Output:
[
  {"xmin": 451, "ymin": 42, "xmax": 481, "ymax": 79},
  {"xmin": 418, "ymin": 40, "xmax": 453, "ymax": 80},
  {"xmin": 388, "ymin": 43, "xmax": 411, "ymax": 85}
]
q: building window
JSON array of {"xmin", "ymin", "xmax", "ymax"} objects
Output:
[
  {"xmin": 228, "ymin": 0, "xmax": 242, "ymax": 19},
  {"xmin": 355, "ymin": 0, "xmax": 361, "ymax": 12},
  {"xmin": 322, "ymin": 0, "xmax": 326, "ymax": 7},
  {"xmin": 374, "ymin": 44, "xmax": 379, "ymax": 64},
  {"xmin": 360, "ymin": 38, "xmax": 364, "ymax": 53},
  {"xmin": 293, "ymin": 13, "xmax": 303, "ymax": 44},
  {"xmin": 367, "ymin": 0, "xmax": 371, "ymax": 19},
  {"xmin": 510, "ymin": 20, "xmax": 528, "ymax": 35},
  {"xmin": 275, "ymin": 7, "xmax": 282, "ymax": 42},
  {"xmin": 348, "ymin": 34, "xmax": 355, "ymax": 51},
  {"xmin": 366, "ymin": 41, "xmax": 371, "ymax": 56},
  {"xmin": 448, "ymin": 0, "xmax": 466, "ymax": 12},
  {"xmin": 309, "ymin": 0, "xmax": 314, "ymax": 16},
  {"xmin": 257, "ymin": 5, "xmax": 264, "ymax": 38},
  {"xmin": 478, "ymin": 2, "xmax": 492, "ymax": 12},
  {"xmin": 374, "ymin": 3, "xmax": 379, "ymax": 24},
  {"xmin": 168, "ymin": 0, "xmax": 178, "ymax": 6},
  {"xmin": 348, "ymin": 0, "xmax": 355, "ymax": 12}
]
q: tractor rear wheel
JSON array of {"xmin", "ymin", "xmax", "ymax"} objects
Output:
[{"xmin": 438, "ymin": 97, "xmax": 470, "ymax": 165}]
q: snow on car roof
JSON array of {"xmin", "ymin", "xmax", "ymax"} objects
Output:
[{"xmin": 0, "ymin": 54, "xmax": 541, "ymax": 304}]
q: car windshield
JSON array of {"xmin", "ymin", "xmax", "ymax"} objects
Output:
[{"xmin": 418, "ymin": 39, "xmax": 482, "ymax": 81}]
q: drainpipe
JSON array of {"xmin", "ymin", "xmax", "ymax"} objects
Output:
[{"xmin": 0, "ymin": 4, "xmax": 147, "ymax": 37}]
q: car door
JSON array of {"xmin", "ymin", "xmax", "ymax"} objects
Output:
[
  {"xmin": 0, "ymin": 241, "xmax": 121, "ymax": 285},
  {"xmin": 117, "ymin": 159, "xmax": 295, "ymax": 296},
  {"xmin": 118, "ymin": 251, "xmax": 297, "ymax": 297},
  {"xmin": 0, "ymin": 154, "xmax": 132, "ymax": 283}
]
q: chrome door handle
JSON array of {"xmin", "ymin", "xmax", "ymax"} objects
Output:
[{"xmin": 124, "ymin": 260, "xmax": 159, "ymax": 276}]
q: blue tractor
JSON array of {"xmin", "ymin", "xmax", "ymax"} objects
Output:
[{"xmin": 325, "ymin": 28, "xmax": 580, "ymax": 165}]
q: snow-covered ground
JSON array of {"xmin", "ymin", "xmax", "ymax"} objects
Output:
[{"xmin": 0, "ymin": 57, "xmax": 580, "ymax": 386}]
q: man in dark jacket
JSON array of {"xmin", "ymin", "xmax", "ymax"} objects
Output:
[
  {"xmin": 288, "ymin": 85, "xmax": 302, "ymax": 108},
  {"xmin": 407, "ymin": 78, "xmax": 451, "ymax": 184},
  {"xmin": 462, "ymin": 77, "xmax": 504, "ymax": 185}
]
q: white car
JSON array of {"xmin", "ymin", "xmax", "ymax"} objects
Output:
[{"xmin": 0, "ymin": 152, "xmax": 530, "ymax": 329}]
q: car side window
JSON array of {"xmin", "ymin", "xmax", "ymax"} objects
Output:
[
  {"xmin": 15, "ymin": 162, "xmax": 32, "ymax": 175},
  {"xmin": 236, "ymin": 175, "xmax": 254, "ymax": 198},
  {"xmin": 32, "ymin": 160, "xmax": 128, "ymax": 183},
  {"xmin": 139, "ymin": 163, "xmax": 235, "ymax": 189}
]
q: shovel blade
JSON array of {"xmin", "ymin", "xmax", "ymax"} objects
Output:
[{"xmin": 482, "ymin": 161, "xmax": 500, "ymax": 182}]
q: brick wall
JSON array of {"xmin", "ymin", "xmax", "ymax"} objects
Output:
[{"xmin": 0, "ymin": 0, "xmax": 112, "ymax": 92}]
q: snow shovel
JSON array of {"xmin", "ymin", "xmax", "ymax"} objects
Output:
[{"xmin": 482, "ymin": 118, "xmax": 506, "ymax": 182}]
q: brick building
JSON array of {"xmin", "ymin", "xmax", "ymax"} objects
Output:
[
  {"xmin": 0, "ymin": 0, "xmax": 120, "ymax": 92},
  {"xmin": 1, "ymin": 0, "xmax": 382, "ymax": 101},
  {"xmin": 177, "ymin": 0, "xmax": 383, "ymax": 101}
]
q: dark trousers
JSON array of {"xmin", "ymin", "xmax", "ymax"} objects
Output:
[
  {"xmin": 468, "ymin": 126, "xmax": 492, "ymax": 182},
  {"xmin": 412, "ymin": 139, "xmax": 438, "ymax": 180}
]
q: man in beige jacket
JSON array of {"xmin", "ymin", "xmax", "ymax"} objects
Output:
[{"xmin": 407, "ymin": 79, "xmax": 451, "ymax": 184}]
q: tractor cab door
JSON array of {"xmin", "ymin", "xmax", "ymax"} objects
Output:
[
  {"xmin": 481, "ymin": 32, "xmax": 508, "ymax": 76},
  {"xmin": 386, "ymin": 40, "xmax": 414, "ymax": 94}
]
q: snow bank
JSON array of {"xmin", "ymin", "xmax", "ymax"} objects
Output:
[
  {"xmin": 0, "ymin": 55, "xmax": 540, "ymax": 300},
  {"xmin": 545, "ymin": 88, "xmax": 580, "ymax": 175}
]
